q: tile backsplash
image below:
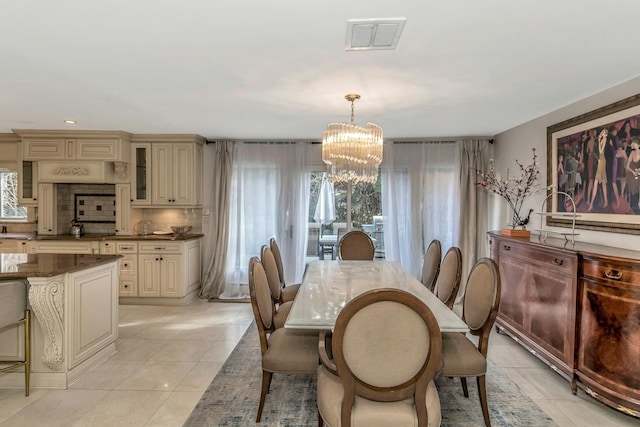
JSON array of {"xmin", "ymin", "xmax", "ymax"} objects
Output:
[{"xmin": 57, "ymin": 183, "xmax": 116, "ymax": 234}]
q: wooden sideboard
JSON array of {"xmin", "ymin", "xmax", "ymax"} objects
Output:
[{"xmin": 489, "ymin": 231, "xmax": 640, "ymax": 418}]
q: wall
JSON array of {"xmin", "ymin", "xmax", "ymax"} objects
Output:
[{"xmin": 493, "ymin": 75, "xmax": 640, "ymax": 249}]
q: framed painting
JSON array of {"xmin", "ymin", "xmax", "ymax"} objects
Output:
[{"xmin": 547, "ymin": 93, "xmax": 640, "ymax": 234}]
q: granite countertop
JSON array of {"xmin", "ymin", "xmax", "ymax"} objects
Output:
[
  {"xmin": 0, "ymin": 253, "xmax": 122, "ymax": 279},
  {"xmin": 0, "ymin": 233, "xmax": 204, "ymax": 242}
]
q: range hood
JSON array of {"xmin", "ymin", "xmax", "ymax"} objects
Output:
[{"xmin": 38, "ymin": 161, "xmax": 123, "ymax": 184}]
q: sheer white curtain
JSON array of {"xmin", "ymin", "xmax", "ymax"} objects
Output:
[
  {"xmin": 381, "ymin": 142, "xmax": 460, "ymax": 278},
  {"xmin": 222, "ymin": 141, "xmax": 309, "ymax": 299}
]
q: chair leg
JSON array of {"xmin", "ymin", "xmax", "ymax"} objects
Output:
[
  {"xmin": 460, "ymin": 377, "xmax": 469, "ymax": 398},
  {"xmin": 477, "ymin": 375, "xmax": 491, "ymax": 427},
  {"xmin": 24, "ymin": 309, "xmax": 31, "ymax": 397},
  {"xmin": 318, "ymin": 410, "xmax": 324, "ymax": 427},
  {"xmin": 256, "ymin": 371, "xmax": 272, "ymax": 422}
]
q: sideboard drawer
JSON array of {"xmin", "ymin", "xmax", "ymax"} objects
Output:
[
  {"xmin": 581, "ymin": 257, "xmax": 640, "ymax": 287},
  {"xmin": 499, "ymin": 241, "xmax": 575, "ymax": 274}
]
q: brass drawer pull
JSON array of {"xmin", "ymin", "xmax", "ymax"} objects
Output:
[
  {"xmin": 604, "ymin": 269, "xmax": 622, "ymax": 280},
  {"xmin": 503, "ymin": 245, "xmax": 511, "ymax": 251},
  {"xmin": 553, "ymin": 258, "xmax": 564, "ymax": 266}
]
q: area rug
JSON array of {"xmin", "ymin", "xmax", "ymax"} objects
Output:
[{"xmin": 185, "ymin": 323, "xmax": 557, "ymax": 426}]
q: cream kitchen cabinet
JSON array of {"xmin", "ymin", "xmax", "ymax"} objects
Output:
[
  {"xmin": 130, "ymin": 143, "xmax": 151, "ymax": 206},
  {"xmin": 0, "ymin": 240, "xmax": 34, "ymax": 253},
  {"xmin": 114, "ymin": 184, "xmax": 132, "ymax": 235},
  {"xmin": 132, "ymin": 238, "xmax": 201, "ymax": 304},
  {"xmin": 18, "ymin": 131, "xmax": 132, "ymax": 162},
  {"xmin": 35, "ymin": 240, "xmax": 99, "ymax": 254},
  {"xmin": 37, "ymin": 183, "xmax": 57, "ymax": 235},
  {"xmin": 151, "ymin": 142, "xmax": 202, "ymax": 206},
  {"xmin": 18, "ymin": 160, "xmax": 38, "ymax": 206},
  {"xmin": 101, "ymin": 240, "xmax": 138, "ymax": 297}
]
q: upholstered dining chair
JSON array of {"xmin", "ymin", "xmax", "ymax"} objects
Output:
[
  {"xmin": 317, "ymin": 288, "xmax": 442, "ymax": 427},
  {"xmin": 421, "ymin": 239, "xmax": 442, "ymax": 292},
  {"xmin": 338, "ymin": 230, "xmax": 375, "ymax": 260},
  {"xmin": 260, "ymin": 245, "xmax": 293, "ymax": 329},
  {"xmin": 0, "ymin": 280, "xmax": 31, "ymax": 396},
  {"xmin": 269, "ymin": 238, "xmax": 300, "ymax": 303},
  {"xmin": 433, "ymin": 246, "xmax": 462, "ymax": 309},
  {"xmin": 248, "ymin": 257, "xmax": 320, "ymax": 422},
  {"xmin": 440, "ymin": 257, "xmax": 501, "ymax": 427}
]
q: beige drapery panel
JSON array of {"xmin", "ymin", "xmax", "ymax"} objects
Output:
[
  {"xmin": 454, "ymin": 139, "xmax": 490, "ymax": 315},
  {"xmin": 200, "ymin": 141, "xmax": 234, "ymax": 299}
]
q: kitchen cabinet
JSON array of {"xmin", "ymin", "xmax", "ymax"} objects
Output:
[
  {"xmin": 18, "ymin": 131, "xmax": 132, "ymax": 162},
  {"xmin": 35, "ymin": 240, "xmax": 99, "ymax": 254},
  {"xmin": 37, "ymin": 183, "xmax": 57, "ymax": 235},
  {"xmin": 151, "ymin": 142, "xmax": 202, "ymax": 206},
  {"xmin": 114, "ymin": 184, "xmax": 132, "ymax": 235},
  {"xmin": 131, "ymin": 134, "xmax": 204, "ymax": 208},
  {"xmin": 0, "ymin": 240, "xmax": 19, "ymax": 253},
  {"xmin": 133, "ymin": 238, "xmax": 201, "ymax": 303},
  {"xmin": 101, "ymin": 240, "xmax": 138, "ymax": 297},
  {"xmin": 18, "ymin": 160, "xmax": 38, "ymax": 206},
  {"xmin": 130, "ymin": 143, "xmax": 151, "ymax": 206}
]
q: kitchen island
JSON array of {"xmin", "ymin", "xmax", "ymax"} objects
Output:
[{"xmin": 0, "ymin": 253, "xmax": 120, "ymax": 389}]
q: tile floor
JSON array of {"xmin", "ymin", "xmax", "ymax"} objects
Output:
[{"xmin": 0, "ymin": 299, "xmax": 637, "ymax": 426}]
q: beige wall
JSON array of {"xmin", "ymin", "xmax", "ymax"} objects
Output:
[{"xmin": 493, "ymin": 75, "xmax": 640, "ymax": 249}]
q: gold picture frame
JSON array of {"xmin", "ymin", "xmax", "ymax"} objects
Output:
[{"xmin": 546, "ymin": 93, "xmax": 640, "ymax": 234}]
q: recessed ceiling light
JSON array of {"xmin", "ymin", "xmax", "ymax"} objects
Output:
[
  {"xmin": 64, "ymin": 120, "xmax": 77, "ymax": 124},
  {"xmin": 346, "ymin": 18, "xmax": 406, "ymax": 51}
]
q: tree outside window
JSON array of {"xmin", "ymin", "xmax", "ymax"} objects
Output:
[{"xmin": 1, "ymin": 171, "xmax": 27, "ymax": 219}]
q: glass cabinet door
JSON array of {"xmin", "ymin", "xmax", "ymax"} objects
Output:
[
  {"xmin": 19, "ymin": 160, "xmax": 38, "ymax": 205},
  {"xmin": 131, "ymin": 143, "xmax": 151, "ymax": 205}
]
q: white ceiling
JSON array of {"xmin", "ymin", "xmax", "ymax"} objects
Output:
[{"xmin": 2, "ymin": 0, "xmax": 640, "ymax": 140}]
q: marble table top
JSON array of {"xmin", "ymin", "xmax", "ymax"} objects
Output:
[
  {"xmin": 0, "ymin": 253, "xmax": 121, "ymax": 279},
  {"xmin": 286, "ymin": 260, "xmax": 468, "ymax": 333}
]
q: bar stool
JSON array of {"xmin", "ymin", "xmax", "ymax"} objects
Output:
[{"xmin": 0, "ymin": 280, "xmax": 31, "ymax": 396}]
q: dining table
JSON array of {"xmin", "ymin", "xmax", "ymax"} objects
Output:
[{"xmin": 285, "ymin": 260, "xmax": 468, "ymax": 333}]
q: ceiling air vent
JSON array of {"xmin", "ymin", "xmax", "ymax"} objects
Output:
[{"xmin": 346, "ymin": 18, "xmax": 406, "ymax": 51}]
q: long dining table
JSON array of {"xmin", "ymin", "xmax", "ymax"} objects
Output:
[{"xmin": 285, "ymin": 260, "xmax": 469, "ymax": 333}]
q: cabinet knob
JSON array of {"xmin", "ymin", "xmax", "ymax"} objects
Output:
[
  {"xmin": 553, "ymin": 258, "xmax": 564, "ymax": 266},
  {"xmin": 155, "ymin": 258, "xmax": 159, "ymax": 261},
  {"xmin": 503, "ymin": 245, "xmax": 511, "ymax": 251},
  {"xmin": 604, "ymin": 269, "xmax": 622, "ymax": 281}
]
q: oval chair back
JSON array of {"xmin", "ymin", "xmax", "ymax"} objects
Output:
[{"xmin": 338, "ymin": 230, "xmax": 375, "ymax": 260}]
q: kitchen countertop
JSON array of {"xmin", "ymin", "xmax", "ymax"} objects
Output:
[
  {"xmin": 0, "ymin": 233, "xmax": 204, "ymax": 241},
  {"xmin": 0, "ymin": 253, "xmax": 122, "ymax": 278}
]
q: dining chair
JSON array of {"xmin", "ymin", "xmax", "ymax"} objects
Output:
[
  {"xmin": 269, "ymin": 238, "xmax": 300, "ymax": 303},
  {"xmin": 440, "ymin": 257, "xmax": 501, "ymax": 427},
  {"xmin": 260, "ymin": 245, "xmax": 293, "ymax": 329},
  {"xmin": 0, "ymin": 280, "xmax": 31, "ymax": 396},
  {"xmin": 248, "ymin": 257, "xmax": 320, "ymax": 422},
  {"xmin": 338, "ymin": 230, "xmax": 375, "ymax": 260},
  {"xmin": 421, "ymin": 239, "xmax": 442, "ymax": 292},
  {"xmin": 433, "ymin": 246, "xmax": 462, "ymax": 309},
  {"xmin": 317, "ymin": 288, "xmax": 442, "ymax": 427}
]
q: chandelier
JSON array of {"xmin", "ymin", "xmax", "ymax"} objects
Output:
[{"xmin": 322, "ymin": 94, "xmax": 383, "ymax": 184}]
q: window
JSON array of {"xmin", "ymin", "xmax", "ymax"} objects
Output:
[{"xmin": 0, "ymin": 171, "xmax": 27, "ymax": 219}]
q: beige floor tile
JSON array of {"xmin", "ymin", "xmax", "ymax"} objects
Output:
[
  {"xmin": 199, "ymin": 339, "xmax": 241, "ymax": 362},
  {"xmin": 0, "ymin": 389, "xmax": 47, "ymax": 424},
  {"xmin": 115, "ymin": 361, "xmax": 196, "ymax": 391},
  {"xmin": 0, "ymin": 390, "xmax": 108, "ymax": 427},
  {"xmin": 501, "ymin": 367, "xmax": 573, "ymax": 400},
  {"xmin": 144, "ymin": 391, "xmax": 204, "ymax": 427},
  {"xmin": 129, "ymin": 322, "xmax": 185, "ymax": 340},
  {"xmin": 69, "ymin": 360, "xmax": 145, "ymax": 390},
  {"xmin": 110, "ymin": 338, "xmax": 167, "ymax": 361},
  {"xmin": 148, "ymin": 339, "xmax": 213, "ymax": 362},
  {"xmin": 175, "ymin": 361, "xmax": 225, "ymax": 392},
  {"xmin": 545, "ymin": 393, "xmax": 640, "ymax": 427},
  {"xmin": 72, "ymin": 390, "xmax": 171, "ymax": 427}
]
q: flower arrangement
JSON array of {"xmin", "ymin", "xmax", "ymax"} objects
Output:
[{"xmin": 475, "ymin": 148, "xmax": 540, "ymax": 230}]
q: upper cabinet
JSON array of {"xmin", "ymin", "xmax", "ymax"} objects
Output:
[
  {"xmin": 131, "ymin": 134, "xmax": 204, "ymax": 208},
  {"xmin": 16, "ymin": 131, "xmax": 132, "ymax": 162}
]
